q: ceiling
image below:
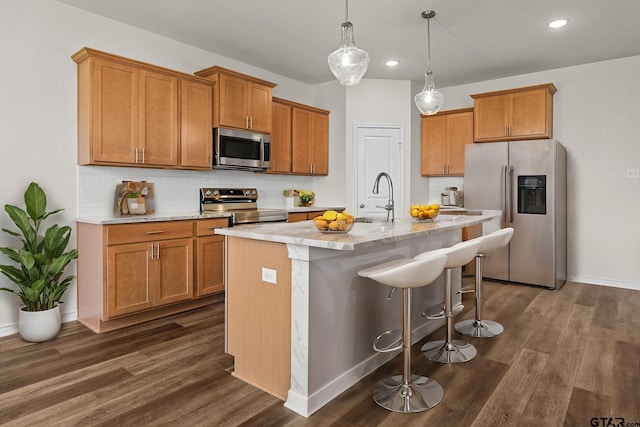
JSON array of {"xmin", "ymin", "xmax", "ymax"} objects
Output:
[{"xmin": 58, "ymin": 0, "xmax": 640, "ymax": 88}]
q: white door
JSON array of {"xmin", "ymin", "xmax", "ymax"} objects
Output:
[{"xmin": 355, "ymin": 125, "xmax": 403, "ymax": 220}]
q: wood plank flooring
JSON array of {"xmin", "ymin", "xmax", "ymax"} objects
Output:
[{"xmin": 1, "ymin": 281, "xmax": 639, "ymax": 426}]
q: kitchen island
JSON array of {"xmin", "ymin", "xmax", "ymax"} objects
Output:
[{"xmin": 216, "ymin": 211, "xmax": 501, "ymax": 417}]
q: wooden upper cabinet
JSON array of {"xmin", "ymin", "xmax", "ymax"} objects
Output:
[
  {"xmin": 88, "ymin": 58, "xmax": 139, "ymax": 164},
  {"xmin": 194, "ymin": 66, "xmax": 276, "ymax": 134},
  {"xmin": 421, "ymin": 108, "xmax": 473, "ymax": 176},
  {"xmin": 72, "ymin": 47, "xmax": 213, "ymax": 170},
  {"xmin": 272, "ymin": 97, "xmax": 330, "ymax": 175},
  {"xmin": 139, "ymin": 69, "xmax": 179, "ymax": 166},
  {"xmin": 471, "ymin": 83, "xmax": 556, "ymax": 142},
  {"xmin": 271, "ymin": 100, "xmax": 292, "ymax": 173},
  {"xmin": 180, "ymin": 80, "xmax": 213, "ymax": 169}
]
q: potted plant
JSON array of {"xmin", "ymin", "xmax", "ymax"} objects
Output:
[{"xmin": 0, "ymin": 182, "xmax": 78, "ymax": 342}]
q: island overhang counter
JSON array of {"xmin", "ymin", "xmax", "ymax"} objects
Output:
[{"xmin": 215, "ymin": 211, "xmax": 501, "ymax": 417}]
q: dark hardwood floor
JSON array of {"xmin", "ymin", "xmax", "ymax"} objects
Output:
[{"xmin": 1, "ymin": 280, "xmax": 639, "ymax": 426}]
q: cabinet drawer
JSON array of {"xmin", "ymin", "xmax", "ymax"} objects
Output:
[
  {"xmin": 107, "ymin": 221, "xmax": 194, "ymax": 245},
  {"xmin": 196, "ymin": 218, "xmax": 231, "ymax": 236}
]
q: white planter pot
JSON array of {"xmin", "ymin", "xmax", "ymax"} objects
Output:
[{"xmin": 19, "ymin": 305, "xmax": 61, "ymax": 342}]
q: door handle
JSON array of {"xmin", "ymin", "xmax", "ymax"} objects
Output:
[{"xmin": 508, "ymin": 166, "xmax": 514, "ymax": 224}]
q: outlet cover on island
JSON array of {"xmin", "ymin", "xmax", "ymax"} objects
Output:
[
  {"xmin": 262, "ymin": 267, "xmax": 277, "ymax": 284},
  {"xmin": 626, "ymin": 168, "xmax": 640, "ymax": 179}
]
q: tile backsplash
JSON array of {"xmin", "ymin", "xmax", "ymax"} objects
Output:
[{"xmin": 77, "ymin": 166, "xmax": 313, "ymax": 217}]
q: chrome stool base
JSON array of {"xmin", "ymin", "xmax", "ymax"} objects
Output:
[
  {"xmin": 455, "ymin": 318, "xmax": 504, "ymax": 338},
  {"xmin": 421, "ymin": 339, "xmax": 477, "ymax": 364},
  {"xmin": 373, "ymin": 374, "xmax": 444, "ymax": 413}
]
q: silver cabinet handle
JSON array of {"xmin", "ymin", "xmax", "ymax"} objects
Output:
[
  {"xmin": 155, "ymin": 242, "xmax": 160, "ymax": 259},
  {"xmin": 142, "ymin": 148, "xmax": 145, "ymax": 164},
  {"xmin": 149, "ymin": 243, "xmax": 154, "ymax": 260},
  {"xmin": 249, "ymin": 117, "xmax": 253, "ymax": 129},
  {"xmin": 146, "ymin": 230, "xmax": 165, "ymax": 234},
  {"xmin": 135, "ymin": 148, "xmax": 139, "ymax": 164}
]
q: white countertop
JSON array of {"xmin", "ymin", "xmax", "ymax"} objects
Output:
[
  {"xmin": 74, "ymin": 206, "xmax": 346, "ymax": 225},
  {"xmin": 216, "ymin": 210, "xmax": 501, "ymax": 251}
]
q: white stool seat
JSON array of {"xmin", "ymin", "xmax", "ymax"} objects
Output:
[
  {"xmin": 415, "ymin": 239, "xmax": 481, "ymax": 269},
  {"xmin": 358, "ymin": 254, "xmax": 448, "ymax": 289},
  {"xmin": 476, "ymin": 227, "xmax": 514, "ymax": 255},
  {"xmin": 415, "ymin": 239, "xmax": 481, "ymax": 364},
  {"xmin": 455, "ymin": 227, "xmax": 514, "ymax": 338},
  {"xmin": 357, "ymin": 253, "xmax": 447, "ymax": 413}
]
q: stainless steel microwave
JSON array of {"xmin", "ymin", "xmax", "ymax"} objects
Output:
[{"xmin": 213, "ymin": 128, "xmax": 270, "ymax": 172}]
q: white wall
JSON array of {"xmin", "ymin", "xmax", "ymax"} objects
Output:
[
  {"xmin": 344, "ymin": 79, "xmax": 413, "ymax": 215},
  {"xmin": 411, "ymin": 56, "xmax": 640, "ymax": 289}
]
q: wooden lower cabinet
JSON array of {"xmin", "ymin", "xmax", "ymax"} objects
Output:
[
  {"xmin": 196, "ymin": 218, "xmax": 229, "ymax": 296},
  {"xmin": 77, "ymin": 218, "xmax": 226, "ymax": 333},
  {"xmin": 287, "ymin": 210, "xmax": 326, "ymax": 222}
]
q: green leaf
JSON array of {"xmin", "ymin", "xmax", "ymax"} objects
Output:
[
  {"xmin": 4, "ymin": 205, "xmax": 37, "ymax": 252},
  {"xmin": 25, "ymin": 182, "xmax": 47, "ymax": 223}
]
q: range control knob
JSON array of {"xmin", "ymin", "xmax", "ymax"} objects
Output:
[
  {"xmin": 204, "ymin": 190, "xmax": 212, "ymax": 197},
  {"xmin": 251, "ymin": 190, "xmax": 257, "ymax": 196},
  {"xmin": 212, "ymin": 190, "xmax": 219, "ymax": 197}
]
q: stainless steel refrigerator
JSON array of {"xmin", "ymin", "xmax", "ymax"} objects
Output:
[{"xmin": 464, "ymin": 139, "xmax": 567, "ymax": 289}]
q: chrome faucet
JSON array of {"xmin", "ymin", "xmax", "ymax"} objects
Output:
[{"xmin": 372, "ymin": 172, "xmax": 395, "ymax": 222}]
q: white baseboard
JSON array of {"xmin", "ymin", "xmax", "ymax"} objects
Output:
[
  {"xmin": 0, "ymin": 310, "xmax": 78, "ymax": 338},
  {"xmin": 568, "ymin": 275, "xmax": 640, "ymax": 291},
  {"xmin": 284, "ymin": 317, "xmax": 445, "ymax": 417}
]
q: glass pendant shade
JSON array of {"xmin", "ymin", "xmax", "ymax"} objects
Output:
[
  {"xmin": 328, "ymin": 21, "xmax": 370, "ymax": 86},
  {"xmin": 414, "ymin": 70, "xmax": 445, "ymax": 115}
]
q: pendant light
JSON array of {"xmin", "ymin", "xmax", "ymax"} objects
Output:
[
  {"xmin": 414, "ymin": 10, "xmax": 445, "ymax": 115},
  {"xmin": 327, "ymin": 0, "xmax": 370, "ymax": 86}
]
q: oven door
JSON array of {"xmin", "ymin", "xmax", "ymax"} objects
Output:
[{"xmin": 214, "ymin": 128, "xmax": 265, "ymax": 170}]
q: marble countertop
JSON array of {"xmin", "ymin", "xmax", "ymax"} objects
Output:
[
  {"xmin": 74, "ymin": 206, "xmax": 346, "ymax": 225},
  {"xmin": 216, "ymin": 210, "xmax": 502, "ymax": 251}
]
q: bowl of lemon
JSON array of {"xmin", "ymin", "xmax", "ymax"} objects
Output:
[
  {"xmin": 409, "ymin": 204, "xmax": 440, "ymax": 221},
  {"xmin": 313, "ymin": 210, "xmax": 355, "ymax": 233}
]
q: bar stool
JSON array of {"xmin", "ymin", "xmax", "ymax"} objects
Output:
[
  {"xmin": 455, "ymin": 227, "xmax": 514, "ymax": 338},
  {"xmin": 415, "ymin": 239, "xmax": 481, "ymax": 364},
  {"xmin": 358, "ymin": 253, "xmax": 448, "ymax": 413}
]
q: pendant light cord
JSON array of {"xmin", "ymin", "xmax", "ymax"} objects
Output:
[
  {"xmin": 345, "ymin": 0, "xmax": 349, "ymax": 22},
  {"xmin": 427, "ymin": 14, "xmax": 432, "ymax": 70}
]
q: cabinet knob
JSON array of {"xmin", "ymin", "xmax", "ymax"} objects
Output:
[{"xmin": 359, "ymin": 204, "xmax": 365, "ymax": 208}]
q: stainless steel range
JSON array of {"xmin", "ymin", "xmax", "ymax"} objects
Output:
[{"xmin": 200, "ymin": 188, "xmax": 288, "ymax": 225}]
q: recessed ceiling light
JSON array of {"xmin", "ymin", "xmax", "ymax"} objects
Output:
[
  {"xmin": 548, "ymin": 19, "xmax": 568, "ymax": 29},
  {"xmin": 385, "ymin": 60, "xmax": 399, "ymax": 67}
]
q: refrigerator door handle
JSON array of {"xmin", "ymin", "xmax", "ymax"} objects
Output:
[
  {"xmin": 507, "ymin": 165, "xmax": 514, "ymax": 224},
  {"xmin": 503, "ymin": 165, "xmax": 508, "ymax": 227}
]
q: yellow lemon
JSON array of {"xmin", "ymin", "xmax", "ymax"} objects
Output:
[
  {"xmin": 322, "ymin": 210, "xmax": 338, "ymax": 221},
  {"xmin": 427, "ymin": 209, "xmax": 436, "ymax": 219},
  {"xmin": 430, "ymin": 204, "xmax": 440, "ymax": 211},
  {"xmin": 410, "ymin": 208, "xmax": 419, "ymax": 218},
  {"xmin": 328, "ymin": 220, "xmax": 340, "ymax": 230},
  {"xmin": 336, "ymin": 212, "xmax": 348, "ymax": 221}
]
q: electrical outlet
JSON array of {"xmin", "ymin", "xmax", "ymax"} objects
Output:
[
  {"xmin": 626, "ymin": 168, "xmax": 640, "ymax": 179},
  {"xmin": 262, "ymin": 267, "xmax": 277, "ymax": 284}
]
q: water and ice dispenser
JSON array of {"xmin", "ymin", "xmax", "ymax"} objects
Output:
[{"xmin": 517, "ymin": 175, "xmax": 546, "ymax": 215}]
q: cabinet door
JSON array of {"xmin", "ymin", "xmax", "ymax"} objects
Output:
[
  {"xmin": 180, "ymin": 80, "xmax": 213, "ymax": 169},
  {"xmin": 509, "ymin": 89, "xmax": 549, "ymax": 138},
  {"xmin": 447, "ymin": 112, "xmax": 473, "ymax": 175},
  {"xmin": 139, "ymin": 70, "xmax": 179, "ymax": 166},
  {"xmin": 92, "ymin": 59, "xmax": 138, "ymax": 163},
  {"xmin": 197, "ymin": 235, "xmax": 225, "ymax": 296},
  {"xmin": 421, "ymin": 115, "xmax": 448, "ymax": 175},
  {"xmin": 287, "ymin": 212, "xmax": 308, "ymax": 222},
  {"xmin": 155, "ymin": 238, "xmax": 194, "ymax": 306},
  {"xmin": 310, "ymin": 112, "xmax": 329, "ymax": 175},
  {"xmin": 107, "ymin": 242, "xmax": 153, "ymax": 318},
  {"xmin": 248, "ymin": 83, "xmax": 272, "ymax": 133},
  {"xmin": 270, "ymin": 101, "xmax": 292, "ymax": 173},
  {"xmin": 218, "ymin": 73, "xmax": 248, "ymax": 129},
  {"xmin": 474, "ymin": 94, "xmax": 509, "ymax": 141},
  {"xmin": 291, "ymin": 107, "xmax": 312, "ymax": 174}
]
